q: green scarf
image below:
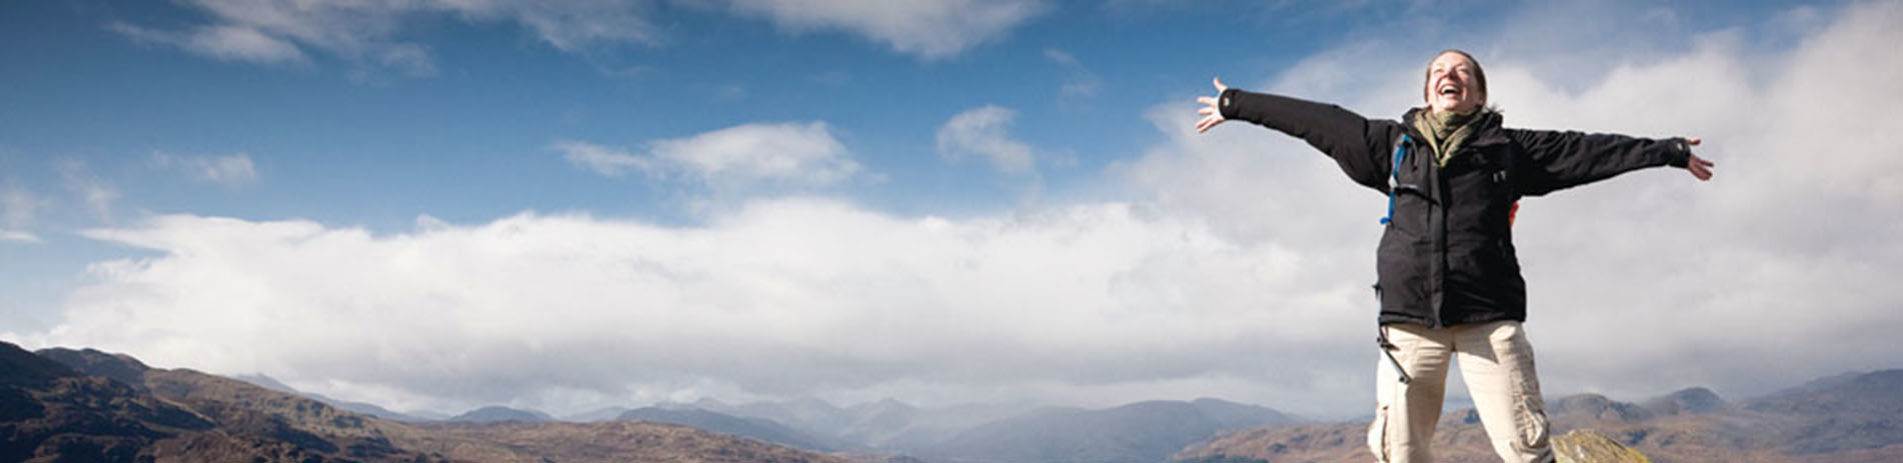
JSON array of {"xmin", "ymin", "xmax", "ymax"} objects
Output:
[{"xmin": 1412, "ymin": 108, "xmax": 1482, "ymax": 167}]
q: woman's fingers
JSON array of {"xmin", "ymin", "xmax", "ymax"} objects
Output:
[
  {"xmin": 1196, "ymin": 115, "xmax": 1225, "ymax": 133},
  {"xmin": 1686, "ymin": 153, "xmax": 1715, "ymax": 181},
  {"xmin": 1195, "ymin": 77, "xmax": 1229, "ymax": 134},
  {"xmin": 1687, "ymin": 137, "xmax": 1702, "ymax": 146}
]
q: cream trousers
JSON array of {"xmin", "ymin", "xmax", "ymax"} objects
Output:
[{"xmin": 1367, "ymin": 320, "xmax": 1552, "ymax": 463}]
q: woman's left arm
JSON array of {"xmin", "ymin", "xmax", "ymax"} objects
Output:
[{"xmin": 1507, "ymin": 129, "xmax": 1715, "ymax": 195}]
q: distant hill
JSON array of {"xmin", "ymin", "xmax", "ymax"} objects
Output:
[
  {"xmin": 450, "ymin": 405, "xmax": 554, "ymax": 423},
  {"xmin": 923, "ymin": 399, "xmax": 1298, "ymax": 463},
  {"xmin": 1740, "ymin": 369, "xmax": 1903, "ymax": 455},
  {"xmin": 565, "ymin": 406, "xmax": 632, "ymax": 422},
  {"xmin": 839, "ymin": 398, "xmax": 926, "ymax": 447},
  {"xmin": 1174, "ymin": 370, "xmax": 1903, "ymax": 463},
  {"xmin": 232, "ymin": 373, "xmax": 427, "ymax": 422},
  {"xmin": 1642, "ymin": 387, "xmax": 1727, "ymax": 416},
  {"xmin": 1190, "ymin": 398, "xmax": 1299, "ymax": 429},
  {"xmin": 16, "ymin": 341, "xmax": 855, "ymax": 463},
  {"xmin": 406, "ymin": 409, "xmax": 454, "ymax": 421},
  {"xmin": 658, "ymin": 397, "xmax": 1031, "ymax": 451},
  {"xmin": 619, "ymin": 406, "xmax": 844, "ymax": 451}
]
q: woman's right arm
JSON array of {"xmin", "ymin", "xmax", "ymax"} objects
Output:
[{"xmin": 1196, "ymin": 78, "xmax": 1402, "ymax": 192}]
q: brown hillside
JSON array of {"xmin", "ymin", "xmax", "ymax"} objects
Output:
[{"xmin": 23, "ymin": 343, "xmax": 855, "ymax": 463}]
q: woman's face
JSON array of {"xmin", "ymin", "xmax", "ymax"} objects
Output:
[{"xmin": 1425, "ymin": 52, "xmax": 1485, "ymax": 114}]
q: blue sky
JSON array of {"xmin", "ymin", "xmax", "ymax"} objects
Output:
[{"xmin": 4, "ymin": 0, "xmax": 1899, "ymax": 419}]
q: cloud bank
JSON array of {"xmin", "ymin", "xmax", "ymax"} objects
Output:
[{"xmin": 27, "ymin": 201, "xmax": 1347, "ymax": 414}]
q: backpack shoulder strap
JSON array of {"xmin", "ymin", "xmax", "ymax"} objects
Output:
[{"xmin": 1380, "ymin": 134, "xmax": 1411, "ymax": 225}]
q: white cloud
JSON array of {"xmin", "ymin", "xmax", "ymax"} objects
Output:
[
  {"xmin": 151, "ymin": 152, "xmax": 260, "ymax": 187},
  {"xmin": 725, "ymin": 0, "xmax": 1049, "ymax": 59},
  {"xmin": 1, "ymin": 187, "xmax": 45, "ymax": 244},
  {"xmin": 455, "ymin": 0, "xmax": 664, "ymax": 52},
  {"xmin": 554, "ymin": 140, "xmax": 649, "ymax": 178},
  {"xmin": 562, "ymin": 122, "xmax": 864, "ymax": 192},
  {"xmin": 937, "ymin": 105, "xmax": 1037, "ymax": 175},
  {"xmin": 0, "ymin": 230, "xmax": 38, "ymax": 243},
  {"xmin": 1045, "ymin": 48, "xmax": 1101, "ymax": 98},
  {"xmin": 110, "ymin": 22, "xmax": 310, "ymax": 66},
  {"xmin": 114, "ymin": 0, "xmax": 1048, "ymax": 73},
  {"xmin": 112, "ymin": 0, "xmax": 664, "ymax": 76},
  {"xmin": 3, "ymin": 187, "xmax": 43, "ymax": 230},
  {"xmin": 56, "ymin": 160, "xmax": 118, "ymax": 223},
  {"xmin": 651, "ymin": 122, "xmax": 861, "ymax": 188}
]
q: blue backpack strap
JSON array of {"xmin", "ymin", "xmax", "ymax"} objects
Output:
[{"xmin": 1380, "ymin": 134, "xmax": 1411, "ymax": 225}]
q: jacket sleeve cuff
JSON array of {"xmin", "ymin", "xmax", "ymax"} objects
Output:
[
  {"xmin": 1665, "ymin": 137, "xmax": 1693, "ymax": 168},
  {"xmin": 1218, "ymin": 88, "xmax": 1241, "ymax": 119}
]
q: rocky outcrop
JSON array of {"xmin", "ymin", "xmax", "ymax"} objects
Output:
[{"xmin": 1553, "ymin": 429, "xmax": 1650, "ymax": 463}]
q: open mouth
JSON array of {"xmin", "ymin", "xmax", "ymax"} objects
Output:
[{"xmin": 1438, "ymin": 85, "xmax": 1460, "ymax": 97}]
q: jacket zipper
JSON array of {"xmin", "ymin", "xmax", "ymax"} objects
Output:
[{"xmin": 1429, "ymin": 136, "xmax": 1449, "ymax": 328}]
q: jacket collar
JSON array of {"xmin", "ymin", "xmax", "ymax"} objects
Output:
[{"xmin": 1403, "ymin": 107, "xmax": 1510, "ymax": 149}]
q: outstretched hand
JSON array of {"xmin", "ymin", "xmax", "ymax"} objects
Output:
[
  {"xmin": 1685, "ymin": 137, "xmax": 1715, "ymax": 181},
  {"xmin": 1194, "ymin": 77, "xmax": 1229, "ymax": 133}
]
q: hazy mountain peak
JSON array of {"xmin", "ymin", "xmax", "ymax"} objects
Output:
[
  {"xmin": 1643, "ymin": 386, "xmax": 1726, "ymax": 416},
  {"xmin": 1746, "ymin": 368, "xmax": 1903, "ymax": 416},
  {"xmin": 850, "ymin": 397, "xmax": 919, "ymax": 415},
  {"xmin": 1188, "ymin": 397, "xmax": 1299, "ymax": 428},
  {"xmin": 1550, "ymin": 393, "xmax": 1654, "ymax": 422},
  {"xmin": 619, "ymin": 406, "xmax": 841, "ymax": 451},
  {"xmin": 786, "ymin": 396, "xmax": 843, "ymax": 411},
  {"xmin": 564, "ymin": 405, "xmax": 633, "ymax": 422},
  {"xmin": 450, "ymin": 405, "xmax": 554, "ymax": 423}
]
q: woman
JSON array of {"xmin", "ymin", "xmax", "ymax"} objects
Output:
[{"xmin": 1193, "ymin": 49, "xmax": 1715, "ymax": 463}]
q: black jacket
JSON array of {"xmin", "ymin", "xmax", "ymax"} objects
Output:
[{"xmin": 1219, "ymin": 89, "xmax": 1692, "ymax": 327}]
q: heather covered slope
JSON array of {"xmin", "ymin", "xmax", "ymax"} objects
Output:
[{"xmin": 2, "ymin": 341, "xmax": 366, "ymax": 463}]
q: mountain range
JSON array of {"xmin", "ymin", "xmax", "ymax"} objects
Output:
[{"xmin": 8, "ymin": 339, "xmax": 1900, "ymax": 463}]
